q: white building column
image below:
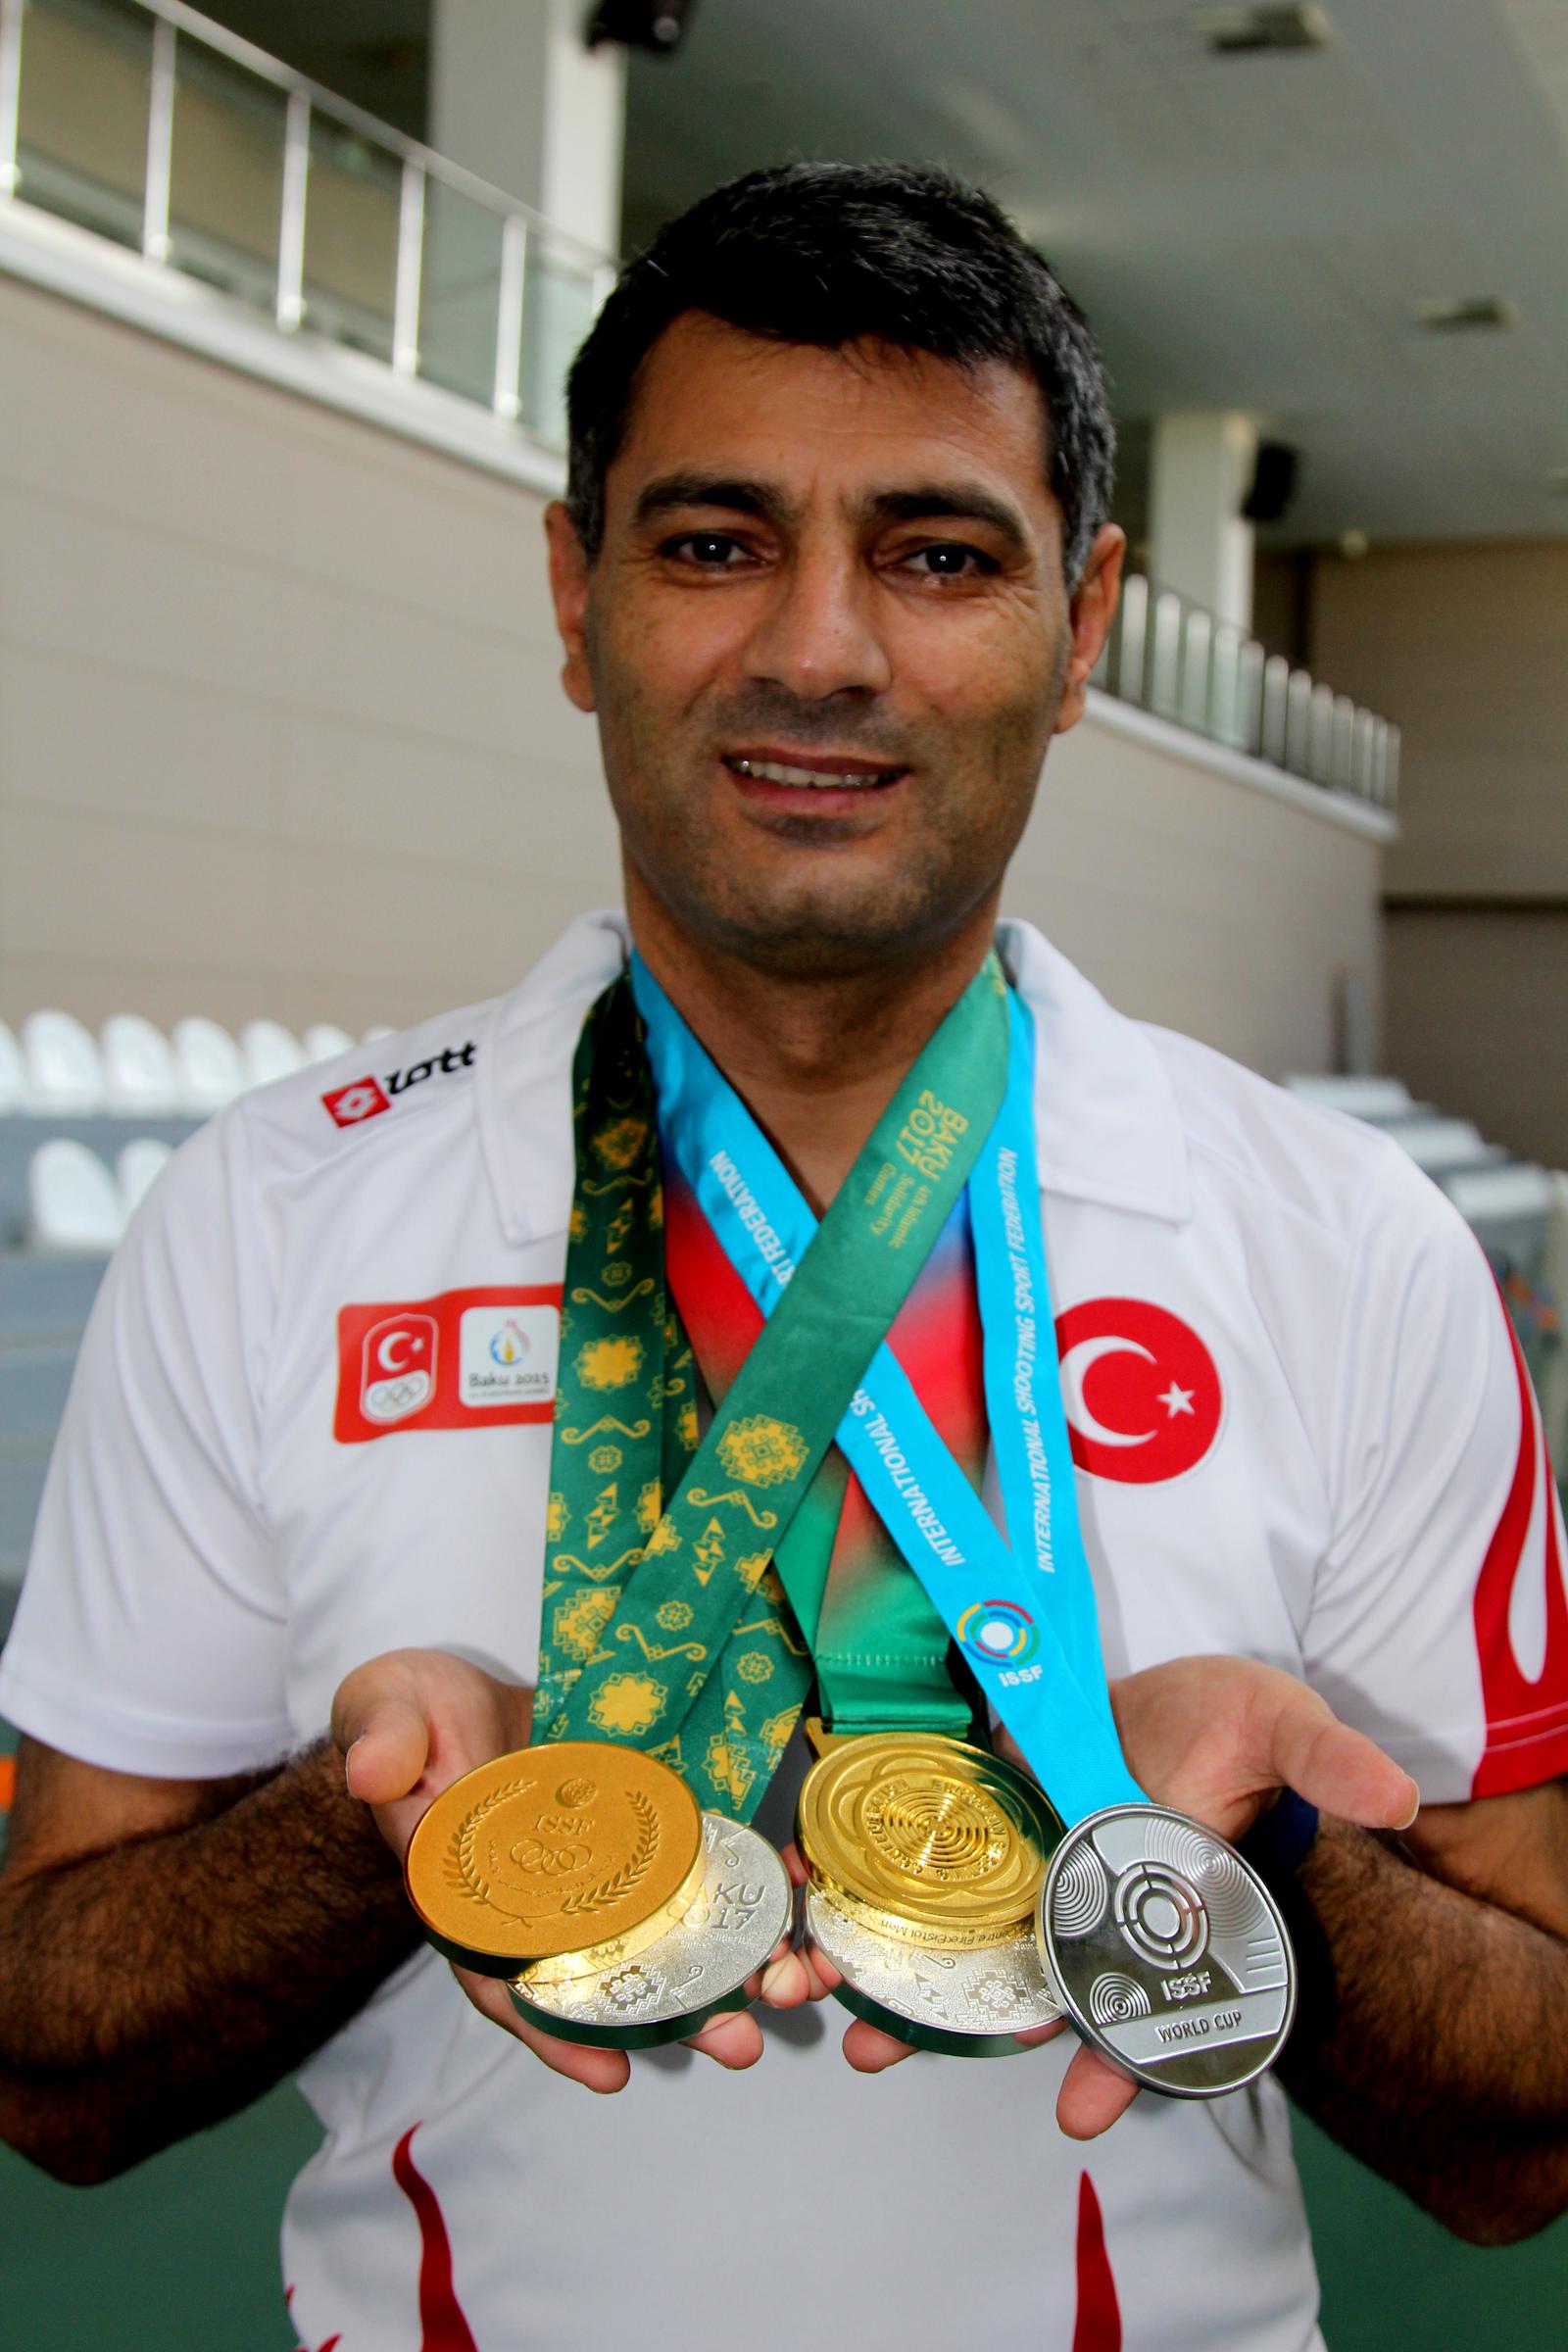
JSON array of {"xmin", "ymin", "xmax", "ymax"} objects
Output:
[
  {"xmin": 429, "ymin": 0, "xmax": 624, "ymax": 250},
  {"xmin": 428, "ymin": 0, "xmax": 624, "ymax": 442},
  {"xmin": 1148, "ymin": 413, "xmax": 1257, "ymax": 632}
]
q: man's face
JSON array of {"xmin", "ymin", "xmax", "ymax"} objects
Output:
[{"xmin": 547, "ymin": 313, "xmax": 1122, "ymax": 979}]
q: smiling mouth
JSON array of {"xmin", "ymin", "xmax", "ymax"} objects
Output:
[{"xmin": 722, "ymin": 755, "xmax": 907, "ymax": 791}]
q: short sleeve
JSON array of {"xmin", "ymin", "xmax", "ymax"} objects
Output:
[
  {"xmin": 0, "ymin": 1110, "xmax": 293, "ymax": 1777},
  {"xmin": 1303, "ymin": 1145, "xmax": 1568, "ymax": 1804}
]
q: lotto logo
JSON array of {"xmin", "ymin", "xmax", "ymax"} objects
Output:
[
  {"xmin": 321, "ymin": 1043, "xmax": 475, "ymax": 1130},
  {"xmin": 322, "ymin": 1077, "xmax": 391, "ymax": 1127}
]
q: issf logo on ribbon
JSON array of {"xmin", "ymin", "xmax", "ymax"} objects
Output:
[{"xmin": 957, "ymin": 1597, "xmax": 1040, "ymax": 1669}]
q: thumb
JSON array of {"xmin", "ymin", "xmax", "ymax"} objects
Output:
[
  {"xmin": 332, "ymin": 1665, "xmax": 432, "ymax": 1806},
  {"xmin": 1267, "ymin": 1690, "xmax": 1418, "ymax": 1832}
]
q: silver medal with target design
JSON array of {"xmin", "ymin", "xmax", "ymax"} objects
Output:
[{"xmin": 1037, "ymin": 1803, "xmax": 1296, "ymax": 2097}]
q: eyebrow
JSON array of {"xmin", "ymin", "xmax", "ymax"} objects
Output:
[
  {"xmin": 858, "ymin": 483, "xmax": 1030, "ymax": 556},
  {"xmin": 630, "ymin": 472, "xmax": 1031, "ymax": 557},
  {"xmin": 632, "ymin": 474, "xmax": 792, "ymax": 528}
]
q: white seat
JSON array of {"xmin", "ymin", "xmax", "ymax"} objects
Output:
[
  {"xmin": 1281, "ymin": 1074, "xmax": 1413, "ymax": 1120},
  {"xmin": 1387, "ymin": 1118, "xmax": 1505, "ymax": 1175},
  {"xmin": 26, "ymin": 1139, "xmax": 125, "ymax": 1251},
  {"xmin": 117, "ymin": 1136, "xmax": 174, "ymax": 1215},
  {"xmin": 22, "ymin": 1009, "xmax": 106, "ymax": 1113},
  {"xmin": 1445, "ymin": 1164, "xmax": 1555, "ymax": 1225},
  {"xmin": 0, "ymin": 1020, "xmax": 32, "ymax": 1113},
  {"xmin": 101, "ymin": 1014, "xmax": 181, "ymax": 1116},
  {"xmin": 240, "ymin": 1019, "xmax": 308, "ymax": 1089},
  {"xmin": 303, "ymin": 1022, "xmax": 355, "ymax": 1064},
  {"xmin": 172, "ymin": 1016, "xmax": 247, "ymax": 1115}
]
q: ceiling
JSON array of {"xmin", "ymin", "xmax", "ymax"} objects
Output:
[{"xmin": 621, "ymin": 0, "xmax": 1568, "ymax": 552}]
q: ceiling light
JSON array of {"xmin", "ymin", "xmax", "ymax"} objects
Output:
[
  {"xmin": 1416, "ymin": 296, "xmax": 1518, "ymax": 332},
  {"xmin": 1192, "ymin": 5, "xmax": 1332, "ymax": 54}
]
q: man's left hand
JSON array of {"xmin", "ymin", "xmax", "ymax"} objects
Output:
[{"xmin": 806, "ymin": 1654, "xmax": 1418, "ymax": 2134}]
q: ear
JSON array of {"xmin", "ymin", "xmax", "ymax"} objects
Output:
[
  {"xmin": 544, "ymin": 501, "xmax": 597, "ymax": 714},
  {"xmin": 1053, "ymin": 523, "xmax": 1127, "ymax": 737}
]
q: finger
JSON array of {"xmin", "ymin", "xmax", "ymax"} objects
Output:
[
  {"xmin": 336, "ymin": 1689, "xmax": 432, "ymax": 1807},
  {"xmin": 780, "ymin": 1839, "xmax": 809, "ymax": 1891},
  {"xmin": 1262, "ymin": 1690, "xmax": 1419, "ymax": 1831},
  {"xmin": 789, "ymin": 1942, "xmax": 837, "ymax": 2003},
  {"xmin": 1054, "ymin": 2041, "xmax": 1141, "ymax": 2138},
  {"xmin": 758, "ymin": 1941, "xmax": 814, "ymax": 2010},
  {"xmin": 684, "ymin": 2007, "xmax": 763, "ymax": 2069},
  {"xmin": 804, "ymin": 1942, "xmax": 842, "ymax": 1994},
  {"xmin": 456, "ymin": 1970, "xmax": 631, "ymax": 2093},
  {"xmin": 842, "ymin": 2016, "xmax": 919, "ymax": 2073}
]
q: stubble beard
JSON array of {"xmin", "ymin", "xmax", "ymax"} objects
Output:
[{"xmin": 590, "ymin": 625, "xmax": 1065, "ymax": 986}]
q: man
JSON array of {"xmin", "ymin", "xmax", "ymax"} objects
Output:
[{"xmin": 3, "ymin": 164, "xmax": 1567, "ymax": 2351}]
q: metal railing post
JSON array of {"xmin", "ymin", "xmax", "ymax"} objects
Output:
[
  {"xmin": 1238, "ymin": 639, "xmax": 1265, "ymax": 757},
  {"xmin": 392, "ymin": 160, "xmax": 425, "ymax": 375},
  {"xmin": 0, "ymin": 0, "xmax": 24, "ymax": 199},
  {"xmin": 142, "ymin": 16, "xmax": 176, "ymax": 262},
  {"xmin": 276, "ymin": 88, "xmax": 309, "ymax": 330},
  {"xmin": 492, "ymin": 211, "xmax": 526, "ymax": 419},
  {"xmin": 1116, "ymin": 574, "xmax": 1148, "ymax": 705}
]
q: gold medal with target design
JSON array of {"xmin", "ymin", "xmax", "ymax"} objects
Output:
[{"xmin": 797, "ymin": 1731, "xmax": 1067, "ymax": 2055}]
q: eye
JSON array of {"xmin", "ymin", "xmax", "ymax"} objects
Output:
[
  {"xmin": 661, "ymin": 532, "xmax": 757, "ymax": 568},
  {"xmin": 898, "ymin": 542, "xmax": 1001, "ymax": 580}
]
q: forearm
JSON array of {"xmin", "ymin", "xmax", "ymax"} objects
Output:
[
  {"xmin": 1281, "ymin": 1815, "xmax": 1568, "ymax": 2243},
  {"xmin": 0, "ymin": 1740, "xmax": 417, "ymax": 2182}
]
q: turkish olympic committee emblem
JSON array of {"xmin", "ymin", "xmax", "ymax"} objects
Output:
[{"xmin": 1055, "ymin": 1298, "xmax": 1223, "ymax": 1484}]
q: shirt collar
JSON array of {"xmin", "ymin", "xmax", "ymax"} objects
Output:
[{"xmin": 480, "ymin": 908, "xmax": 1191, "ymax": 1246}]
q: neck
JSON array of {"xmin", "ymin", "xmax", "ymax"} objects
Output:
[{"xmin": 626, "ymin": 878, "xmax": 1001, "ymax": 1210}]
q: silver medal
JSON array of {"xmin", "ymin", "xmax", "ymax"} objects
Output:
[
  {"xmin": 806, "ymin": 1883, "xmax": 1062, "ymax": 2059},
  {"xmin": 1037, "ymin": 1803, "xmax": 1296, "ymax": 2097},
  {"xmin": 510, "ymin": 1814, "xmax": 792, "ymax": 2050}
]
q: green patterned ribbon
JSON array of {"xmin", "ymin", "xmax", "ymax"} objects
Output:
[{"xmin": 537, "ymin": 958, "xmax": 1007, "ymax": 1819}]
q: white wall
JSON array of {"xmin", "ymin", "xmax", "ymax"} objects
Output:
[{"xmin": 0, "ymin": 269, "xmax": 1383, "ymax": 1071}]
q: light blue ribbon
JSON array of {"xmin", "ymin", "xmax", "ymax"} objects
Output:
[{"xmin": 631, "ymin": 955, "xmax": 1144, "ymax": 1825}]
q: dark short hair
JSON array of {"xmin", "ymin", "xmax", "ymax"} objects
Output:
[{"xmin": 564, "ymin": 161, "xmax": 1115, "ymax": 586}]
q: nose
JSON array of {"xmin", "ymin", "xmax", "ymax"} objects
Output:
[{"xmin": 739, "ymin": 540, "xmax": 894, "ymax": 701}]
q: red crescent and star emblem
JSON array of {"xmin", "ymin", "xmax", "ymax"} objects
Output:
[{"xmin": 1054, "ymin": 1298, "xmax": 1223, "ymax": 1484}]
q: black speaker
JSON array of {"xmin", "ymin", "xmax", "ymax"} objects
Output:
[
  {"xmin": 1243, "ymin": 440, "xmax": 1299, "ymax": 524},
  {"xmin": 584, "ymin": 0, "xmax": 697, "ymax": 54}
]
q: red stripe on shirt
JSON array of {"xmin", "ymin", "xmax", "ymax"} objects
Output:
[
  {"xmin": 392, "ymin": 2126, "xmax": 480, "ymax": 2352},
  {"xmin": 1471, "ymin": 1309, "xmax": 1568, "ymax": 1797},
  {"xmin": 1072, "ymin": 2172, "xmax": 1122, "ymax": 2351}
]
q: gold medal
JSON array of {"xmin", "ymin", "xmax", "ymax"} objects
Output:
[
  {"xmin": 797, "ymin": 1732, "xmax": 1061, "ymax": 1942},
  {"xmin": 405, "ymin": 1741, "xmax": 706, "ymax": 1978}
]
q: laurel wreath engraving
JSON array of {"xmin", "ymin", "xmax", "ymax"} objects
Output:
[{"xmin": 449, "ymin": 1779, "xmax": 661, "ymax": 1923}]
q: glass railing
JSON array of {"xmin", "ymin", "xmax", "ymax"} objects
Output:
[
  {"xmin": 0, "ymin": 0, "xmax": 1400, "ymax": 811},
  {"xmin": 1089, "ymin": 572, "xmax": 1399, "ymax": 810},
  {"xmin": 0, "ymin": 0, "xmax": 612, "ymax": 450}
]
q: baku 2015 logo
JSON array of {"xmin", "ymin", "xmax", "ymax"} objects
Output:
[{"xmin": 957, "ymin": 1597, "xmax": 1039, "ymax": 1668}]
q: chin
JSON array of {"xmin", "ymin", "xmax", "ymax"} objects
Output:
[{"xmin": 682, "ymin": 876, "xmax": 978, "ymax": 982}]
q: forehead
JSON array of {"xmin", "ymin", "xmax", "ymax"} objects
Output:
[{"xmin": 606, "ymin": 312, "xmax": 1056, "ymax": 526}]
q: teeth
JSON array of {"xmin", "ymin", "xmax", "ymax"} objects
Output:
[{"xmin": 729, "ymin": 758, "xmax": 896, "ymax": 789}]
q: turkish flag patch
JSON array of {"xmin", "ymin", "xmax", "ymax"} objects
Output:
[
  {"xmin": 334, "ymin": 1286, "xmax": 562, "ymax": 1443},
  {"xmin": 1055, "ymin": 1298, "xmax": 1223, "ymax": 1484}
]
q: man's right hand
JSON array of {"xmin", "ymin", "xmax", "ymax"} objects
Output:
[{"xmin": 330, "ymin": 1648, "xmax": 821, "ymax": 2093}]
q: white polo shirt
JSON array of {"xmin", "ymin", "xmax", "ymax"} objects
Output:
[{"xmin": 5, "ymin": 911, "xmax": 1565, "ymax": 2352}]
